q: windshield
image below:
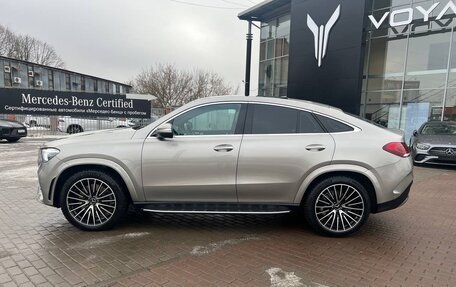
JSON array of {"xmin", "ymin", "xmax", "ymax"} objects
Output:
[{"xmin": 421, "ymin": 122, "xmax": 456, "ymax": 135}]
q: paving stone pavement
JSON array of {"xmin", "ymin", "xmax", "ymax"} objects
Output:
[{"xmin": 0, "ymin": 138, "xmax": 455, "ymax": 287}]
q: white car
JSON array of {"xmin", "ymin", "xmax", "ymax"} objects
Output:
[
  {"xmin": 38, "ymin": 96, "xmax": 413, "ymax": 236},
  {"xmin": 24, "ymin": 115, "xmax": 51, "ymax": 127},
  {"xmin": 58, "ymin": 117, "xmax": 135, "ymax": 134}
]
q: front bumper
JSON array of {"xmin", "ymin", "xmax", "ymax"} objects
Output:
[
  {"xmin": 413, "ymin": 145, "xmax": 456, "ymax": 166},
  {"xmin": 37, "ymin": 157, "xmax": 63, "ymax": 207},
  {"xmin": 37, "ymin": 186, "xmax": 44, "ymax": 203},
  {"xmin": 0, "ymin": 127, "xmax": 27, "ymax": 139}
]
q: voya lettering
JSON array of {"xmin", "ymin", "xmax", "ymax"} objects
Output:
[{"xmin": 369, "ymin": 1, "xmax": 456, "ymax": 29}]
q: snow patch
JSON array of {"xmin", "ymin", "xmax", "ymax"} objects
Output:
[
  {"xmin": 190, "ymin": 236, "xmax": 260, "ymax": 256},
  {"xmin": 266, "ymin": 268, "xmax": 330, "ymax": 287},
  {"xmin": 0, "ymin": 166, "xmax": 38, "ymax": 180},
  {"xmin": 71, "ymin": 232, "xmax": 150, "ymax": 249},
  {"xmin": 266, "ymin": 268, "xmax": 304, "ymax": 287}
]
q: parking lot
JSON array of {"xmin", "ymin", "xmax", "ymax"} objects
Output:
[{"xmin": 0, "ymin": 138, "xmax": 455, "ymax": 287}]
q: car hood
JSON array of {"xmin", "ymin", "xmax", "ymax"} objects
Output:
[
  {"xmin": 0, "ymin": 119, "xmax": 25, "ymax": 128},
  {"xmin": 417, "ymin": 134, "xmax": 456, "ymax": 145},
  {"xmin": 45, "ymin": 128, "xmax": 137, "ymax": 147}
]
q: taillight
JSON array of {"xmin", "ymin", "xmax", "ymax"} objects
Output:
[{"xmin": 383, "ymin": 142, "xmax": 410, "ymax": 158}]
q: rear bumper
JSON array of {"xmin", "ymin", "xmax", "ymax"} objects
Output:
[{"xmin": 376, "ymin": 182, "xmax": 412, "ymax": 213}]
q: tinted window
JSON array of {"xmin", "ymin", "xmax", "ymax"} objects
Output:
[
  {"xmin": 315, "ymin": 114, "xmax": 354, "ymax": 133},
  {"xmin": 299, "ymin": 112, "xmax": 324, "ymax": 133},
  {"xmin": 172, "ymin": 104, "xmax": 241, "ymax": 136},
  {"xmin": 250, "ymin": 104, "xmax": 298, "ymax": 134}
]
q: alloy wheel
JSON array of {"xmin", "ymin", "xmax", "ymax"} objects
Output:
[
  {"xmin": 314, "ymin": 184, "xmax": 365, "ymax": 233},
  {"xmin": 66, "ymin": 178, "xmax": 117, "ymax": 227}
]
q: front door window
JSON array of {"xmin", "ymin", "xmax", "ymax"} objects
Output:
[{"xmin": 172, "ymin": 104, "xmax": 241, "ymax": 136}]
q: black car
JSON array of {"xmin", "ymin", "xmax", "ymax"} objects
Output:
[
  {"xmin": 410, "ymin": 121, "xmax": 456, "ymax": 166},
  {"xmin": 0, "ymin": 119, "xmax": 27, "ymax": 143}
]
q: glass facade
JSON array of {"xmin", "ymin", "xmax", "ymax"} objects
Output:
[
  {"xmin": 259, "ymin": 14, "xmax": 290, "ymax": 97},
  {"xmin": 362, "ymin": 0, "xmax": 456, "ymax": 140}
]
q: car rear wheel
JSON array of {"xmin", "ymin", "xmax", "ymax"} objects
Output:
[
  {"xmin": 60, "ymin": 170, "xmax": 128, "ymax": 231},
  {"xmin": 303, "ymin": 176, "xmax": 371, "ymax": 237},
  {"xmin": 67, "ymin": 125, "xmax": 83, "ymax": 134},
  {"xmin": 7, "ymin": 138, "xmax": 20, "ymax": 143}
]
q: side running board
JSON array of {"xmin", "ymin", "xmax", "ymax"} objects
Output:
[{"xmin": 139, "ymin": 203, "xmax": 292, "ymax": 215}]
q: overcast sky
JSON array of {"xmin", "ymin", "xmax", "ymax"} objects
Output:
[{"xmin": 0, "ymin": 0, "xmax": 261, "ymax": 94}]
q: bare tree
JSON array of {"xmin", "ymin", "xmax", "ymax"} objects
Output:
[
  {"xmin": 134, "ymin": 64, "xmax": 238, "ymax": 108},
  {"xmin": 0, "ymin": 26, "xmax": 16, "ymax": 57},
  {"xmin": 0, "ymin": 24, "xmax": 65, "ymax": 68},
  {"xmin": 32, "ymin": 41, "xmax": 65, "ymax": 68}
]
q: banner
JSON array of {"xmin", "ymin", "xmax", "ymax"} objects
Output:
[{"xmin": 0, "ymin": 88, "xmax": 151, "ymax": 119}]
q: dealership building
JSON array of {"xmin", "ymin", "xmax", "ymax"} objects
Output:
[
  {"xmin": 0, "ymin": 56, "xmax": 132, "ymax": 96},
  {"xmin": 239, "ymin": 0, "xmax": 456, "ymax": 139}
]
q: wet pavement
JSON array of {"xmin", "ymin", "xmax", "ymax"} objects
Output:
[{"xmin": 0, "ymin": 138, "xmax": 455, "ymax": 287}]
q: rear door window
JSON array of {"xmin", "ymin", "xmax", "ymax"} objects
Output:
[
  {"xmin": 247, "ymin": 104, "xmax": 298, "ymax": 134},
  {"xmin": 315, "ymin": 114, "xmax": 354, "ymax": 133},
  {"xmin": 299, "ymin": 111, "xmax": 325, "ymax": 133}
]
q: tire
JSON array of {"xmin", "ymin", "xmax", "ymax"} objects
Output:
[
  {"xmin": 67, "ymin": 125, "xmax": 83, "ymax": 134},
  {"xmin": 303, "ymin": 176, "xmax": 371, "ymax": 237},
  {"xmin": 60, "ymin": 170, "xmax": 129, "ymax": 231},
  {"xmin": 7, "ymin": 138, "xmax": 20, "ymax": 143}
]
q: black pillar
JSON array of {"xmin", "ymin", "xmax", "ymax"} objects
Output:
[{"xmin": 244, "ymin": 21, "xmax": 253, "ymax": 96}]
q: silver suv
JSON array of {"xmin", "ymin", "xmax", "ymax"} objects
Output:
[{"xmin": 37, "ymin": 96, "xmax": 413, "ymax": 236}]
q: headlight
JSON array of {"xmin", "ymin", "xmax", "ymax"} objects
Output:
[
  {"xmin": 38, "ymin": 148, "xmax": 60, "ymax": 165},
  {"xmin": 416, "ymin": 143, "xmax": 430, "ymax": 150}
]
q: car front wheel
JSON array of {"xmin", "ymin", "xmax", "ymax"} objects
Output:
[
  {"xmin": 60, "ymin": 170, "xmax": 128, "ymax": 231},
  {"xmin": 304, "ymin": 176, "xmax": 371, "ymax": 237},
  {"xmin": 7, "ymin": 138, "xmax": 20, "ymax": 143}
]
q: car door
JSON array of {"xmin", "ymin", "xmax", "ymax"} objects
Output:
[
  {"xmin": 142, "ymin": 103, "xmax": 246, "ymax": 202},
  {"xmin": 236, "ymin": 103, "xmax": 335, "ymax": 204}
]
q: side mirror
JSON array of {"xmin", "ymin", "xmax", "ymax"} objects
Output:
[
  {"xmin": 154, "ymin": 123, "xmax": 173, "ymax": 140},
  {"xmin": 413, "ymin": 130, "xmax": 418, "ymax": 137}
]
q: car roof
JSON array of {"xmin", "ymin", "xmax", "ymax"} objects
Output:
[
  {"xmin": 190, "ymin": 95, "xmax": 344, "ymax": 115},
  {"xmin": 423, "ymin": 121, "xmax": 456, "ymax": 125}
]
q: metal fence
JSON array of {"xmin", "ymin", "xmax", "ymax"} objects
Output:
[{"xmin": 1, "ymin": 108, "xmax": 174, "ymax": 138}]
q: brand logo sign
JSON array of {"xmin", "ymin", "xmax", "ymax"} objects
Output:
[
  {"xmin": 446, "ymin": 148, "xmax": 455, "ymax": 156},
  {"xmin": 369, "ymin": 1, "xmax": 456, "ymax": 29},
  {"xmin": 0, "ymin": 88, "xmax": 151, "ymax": 118},
  {"xmin": 307, "ymin": 5, "xmax": 341, "ymax": 67}
]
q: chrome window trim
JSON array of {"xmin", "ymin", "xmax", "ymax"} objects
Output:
[
  {"xmin": 242, "ymin": 133, "xmax": 329, "ymax": 137},
  {"xmin": 147, "ymin": 100, "xmax": 361, "ymax": 138}
]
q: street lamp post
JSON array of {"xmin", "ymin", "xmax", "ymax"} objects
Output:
[{"xmin": 244, "ymin": 20, "xmax": 253, "ymax": 97}]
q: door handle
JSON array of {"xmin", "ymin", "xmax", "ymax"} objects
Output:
[
  {"xmin": 214, "ymin": 144, "xmax": 234, "ymax": 152},
  {"xmin": 305, "ymin": 144, "xmax": 326, "ymax": 151}
]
